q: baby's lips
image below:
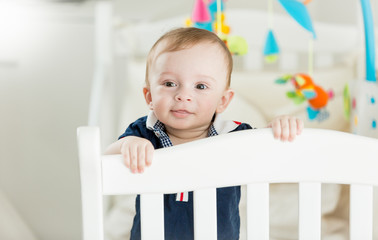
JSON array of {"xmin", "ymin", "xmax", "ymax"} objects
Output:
[
  {"xmin": 171, "ymin": 109, "xmax": 192, "ymax": 114},
  {"xmin": 171, "ymin": 109, "xmax": 193, "ymax": 118}
]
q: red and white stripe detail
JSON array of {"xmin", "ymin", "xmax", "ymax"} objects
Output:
[
  {"xmin": 176, "ymin": 191, "xmax": 189, "ymax": 202},
  {"xmin": 213, "ymin": 116, "xmax": 242, "ymax": 134}
]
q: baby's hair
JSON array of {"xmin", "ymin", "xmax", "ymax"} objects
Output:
[{"xmin": 145, "ymin": 27, "xmax": 233, "ymax": 87}]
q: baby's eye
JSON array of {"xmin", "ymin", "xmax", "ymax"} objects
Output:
[
  {"xmin": 164, "ymin": 82, "xmax": 177, "ymax": 87},
  {"xmin": 196, "ymin": 84, "xmax": 207, "ymax": 90}
]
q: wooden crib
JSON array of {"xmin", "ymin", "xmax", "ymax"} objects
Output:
[{"xmin": 77, "ymin": 126, "xmax": 378, "ymax": 240}]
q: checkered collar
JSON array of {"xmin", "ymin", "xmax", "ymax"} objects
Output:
[{"xmin": 146, "ymin": 111, "xmax": 241, "ymax": 147}]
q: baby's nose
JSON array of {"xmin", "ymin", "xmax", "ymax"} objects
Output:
[
  {"xmin": 175, "ymin": 90, "xmax": 192, "ymax": 102},
  {"xmin": 175, "ymin": 95, "xmax": 192, "ymax": 102}
]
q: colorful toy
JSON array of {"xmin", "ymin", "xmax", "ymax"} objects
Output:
[
  {"xmin": 263, "ymin": 0, "xmax": 280, "ymax": 63},
  {"xmin": 276, "ymin": 73, "xmax": 333, "ymax": 121},
  {"xmin": 343, "ymin": 84, "xmax": 351, "ymax": 121},
  {"xmin": 347, "ymin": 0, "xmax": 378, "ymax": 138},
  {"xmin": 187, "ymin": 0, "xmax": 248, "ymax": 55},
  {"xmin": 277, "ymin": 0, "xmax": 316, "ymax": 39},
  {"xmin": 263, "ymin": 30, "xmax": 280, "ymax": 63},
  {"xmin": 213, "ymin": 13, "xmax": 230, "ymax": 34},
  {"xmin": 266, "ymin": 0, "xmax": 315, "ymax": 65},
  {"xmin": 349, "ymin": 80, "xmax": 378, "ymax": 137},
  {"xmin": 226, "ymin": 35, "xmax": 248, "ymax": 55},
  {"xmin": 274, "ymin": 0, "xmax": 327, "ymax": 121},
  {"xmin": 191, "ymin": 0, "xmax": 211, "ymax": 23},
  {"xmin": 360, "ymin": 0, "xmax": 376, "ymax": 82},
  {"xmin": 276, "ymin": 0, "xmax": 316, "ymax": 75}
]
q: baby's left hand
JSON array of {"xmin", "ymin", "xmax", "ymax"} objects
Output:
[{"xmin": 267, "ymin": 115, "xmax": 304, "ymax": 141}]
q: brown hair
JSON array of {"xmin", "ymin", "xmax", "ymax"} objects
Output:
[{"xmin": 145, "ymin": 27, "xmax": 233, "ymax": 87}]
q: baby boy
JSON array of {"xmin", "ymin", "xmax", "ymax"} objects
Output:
[{"xmin": 106, "ymin": 27, "xmax": 303, "ymax": 240}]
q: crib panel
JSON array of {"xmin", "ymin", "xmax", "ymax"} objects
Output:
[
  {"xmin": 299, "ymin": 183, "xmax": 321, "ymax": 240},
  {"xmin": 140, "ymin": 193, "xmax": 164, "ymax": 240},
  {"xmin": 246, "ymin": 183, "xmax": 269, "ymax": 240},
  {"xmin": 77, "ymin": 127, "xmax": 104, "ymax": 240},
  {"xmin": 78, "ymin": 127, "xmax": 378, "ymax": 240},
  {"xmin": 193, "ymin": 188, "xmax": 217, "ymax": 240},
  {"xmin": 350, "ymin": 185, "xmax": 373, "ymax": 240}
]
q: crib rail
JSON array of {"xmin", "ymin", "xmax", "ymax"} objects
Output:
[
  {"xmin": 101, "ymin": 128, "xmax": 378, "ymax": 194},
  {"xmin": 77, "ymin": 127, "xmax": 378, "ymax": 240}
]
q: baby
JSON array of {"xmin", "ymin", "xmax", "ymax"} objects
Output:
[{"xmin": 106, "ymin": 27, "xmax": 303, "ymax": 240}]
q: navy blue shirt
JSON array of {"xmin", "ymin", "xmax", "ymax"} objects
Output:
[{"xmin": 119, "ymin": 116, "xmax": 252, "ymax": 240}]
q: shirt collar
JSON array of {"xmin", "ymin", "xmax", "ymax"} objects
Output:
[
  {"xmin": 146, "ymin": 110, "xmax": 241, "ymax": 136},
  {"xmin": 146, "ymin": 111, "xmax": 160, "ymax": 131}
]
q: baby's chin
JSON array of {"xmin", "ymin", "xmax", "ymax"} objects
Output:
[{"xmin": 165, "ymin": 122, "xmax": 211, "ymax": 133}]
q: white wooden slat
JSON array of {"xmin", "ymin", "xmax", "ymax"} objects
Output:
[
  {"xmin": 247, "ymin": 183, "xmax": 269, "ymax": 240},
  {"xmin": 194, "ymin": 188, "xmax": 217, "ymax": 240},
  {"xmin": 89, "ymin": 1, "xmax": 112, "ymax": 126},
  {"xmin": 350, "ymin": 185, "xmax": 373, "ymax": 240},
  {"xmin": 77, "ymin": 127, "xmax": 104, "ymax": 240},
  {"xmin": 140, "ymin": 193, "xmax": 164, "ymax": 240},
  {"xmin": 299, "ymin": 183, "xmax": 321, "ymax": 240}
]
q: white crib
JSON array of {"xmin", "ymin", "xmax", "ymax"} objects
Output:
[
  {"xmin": 77, "ymin": 126, "xmax": 378, "ymax": 240},
  {"xmin": 84, "ymin": 2, "xmax": 377, "ymax": 239}
]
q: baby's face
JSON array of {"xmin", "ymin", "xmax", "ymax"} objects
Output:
[{"xmin": 144, "ymin": 42, "xmax": 232, "ymax": 132}]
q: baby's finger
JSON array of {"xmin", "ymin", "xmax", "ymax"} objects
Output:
[
  {"xmin": 145, "ymin": 143, "xmax": 154, "ymax": 166},
  {"xmin": 297, "ymin": 119, "xmax": 304, "ymax": 135},
  {"xmin": 280, "ymin": 117, "xmax": 290, "ymax": 141},
  {"xmin": 122, "ymin": 149, "xmax": 130, "ymax": 168},
  {"xmin": 272, "ymin": 119, "xmax": 281, "ymax": 139},
  {"xmin": 137, "ymin": 145, "xmax": 146, "ymax": 173},
  {"xmin": 288, "ymin": 117, "xmax": 297, "ymax": 141},
  {"xmin": 129, "ymin": 145, "xmax": 138, "ymax": 174}
]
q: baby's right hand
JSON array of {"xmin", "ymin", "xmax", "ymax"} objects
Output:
[{"xmin": 120, "ymin": 136, "xmax": 154, "ymax": 173}]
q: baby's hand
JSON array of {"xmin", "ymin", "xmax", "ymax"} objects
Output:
[
  {"xmin": 267, "ymin": 115, "xmax": 304, "ymax": 141},
  {"xmin": 120, "ymin": 136, "xmax": 154, "ymax": 173}
]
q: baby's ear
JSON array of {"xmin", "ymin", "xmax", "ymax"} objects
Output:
[
  {"xmin": 216, "ymin": 89, "xmax": 234, "ymax": 113},
  {"xmin": 143, "ymin": 87, "xmax": 153, "ymax": 110}
]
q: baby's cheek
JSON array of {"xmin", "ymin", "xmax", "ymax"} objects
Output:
[{"xmin": 202, "ymin": 103, "xmax": 219, "ymax": 117}]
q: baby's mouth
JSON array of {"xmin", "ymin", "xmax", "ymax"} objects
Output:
[{"xmin": 171, "ymin": 109, "xmax": 192, "ymax": 118}]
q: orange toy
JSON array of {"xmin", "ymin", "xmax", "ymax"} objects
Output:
[
  {"xmin": 276, "ymin": 73, "xmax": 333, "ymax": 121},
  {"xmin": 290, "ymin": 73, "xmax": 328, "ymax": 109}
]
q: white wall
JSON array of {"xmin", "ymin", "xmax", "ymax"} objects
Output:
[
  {"xmin": 0, "ymin": 2, "xmax": 95, "ymax": 239},
  {"xmin": 113, "ymin": 0, "xmax": 360, "ymax": 25}
]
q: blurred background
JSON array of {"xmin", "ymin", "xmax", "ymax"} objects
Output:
[{"xmin": 0, "ymin": 0, "xmax": 377, "ymax": 239}]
